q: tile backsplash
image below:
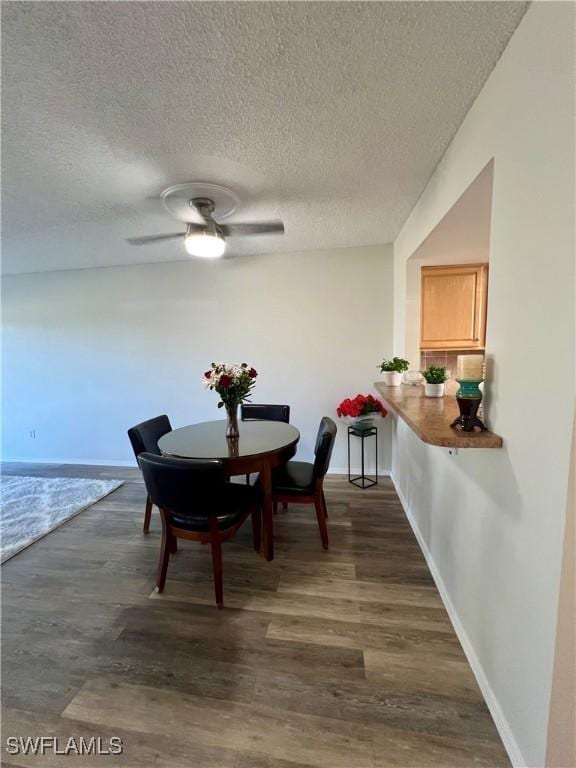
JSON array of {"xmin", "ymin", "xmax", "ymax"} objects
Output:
[{"xmin": 420, "ymin": 350, "xmax": 485, "ymax": 383}]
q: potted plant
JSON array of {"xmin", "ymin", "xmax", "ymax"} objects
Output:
[
  {"xmin": 203, "ymin": 362, "xmax": 258, "ymax": 438},
  {"xmin": 422, "ymin": 365, "xmax": 447, "ymax": 397},
  {"xmin": 337, "ymin": 394, "xmax": 387, "ymax": 427},
  {"xmin": 379, "ymin": 357, "xmax": 410, "ymax": 386}
]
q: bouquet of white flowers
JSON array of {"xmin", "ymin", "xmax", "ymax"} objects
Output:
[{"xmin": 203, "ymin": 362, "xmax": 258, "ymax": 408}]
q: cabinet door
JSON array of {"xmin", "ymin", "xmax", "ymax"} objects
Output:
[{"xmin": 420, "ymin": 264, "xmax": 488, "ymax": 350}]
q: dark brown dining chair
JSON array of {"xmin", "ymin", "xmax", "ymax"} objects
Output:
[
  {"xmin": 127, "ymin": 415, "xmax": 172, "ymax": 533},
  {"xmin": 269, "ymin": 417, "xmax": 337, "ymax": 550},
  {"xmin": 241, "ymin": 404, "xmax": 290, "ymax": 423},
  {"xmin": 241, "ymin": 403, "xmax": 291, "ymax": 486},
  {"xmin": 138, "ymin": 453, "xmax": 261, "ymax": 608}
]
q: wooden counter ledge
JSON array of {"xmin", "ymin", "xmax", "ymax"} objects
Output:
[{"xmin": 374, "ymin": 383, "xmax": 503, "ymax": 449}]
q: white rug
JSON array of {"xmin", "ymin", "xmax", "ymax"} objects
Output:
[{"xmin": 1, "ymin": 476, "xmax": 124, "ymax": 563}]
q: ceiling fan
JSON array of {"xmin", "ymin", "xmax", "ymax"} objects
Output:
[{"xmin": 126, "ymin": 184, "xmax": 284, "ymax": 259}]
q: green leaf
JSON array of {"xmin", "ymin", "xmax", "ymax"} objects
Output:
[
  {"xmin": 422, "ymin": 365, "xmax": 447, "ymax": 384},
  {"xmin": 380, "ymin": 356, "xmax": 410, "ymax": 373}
]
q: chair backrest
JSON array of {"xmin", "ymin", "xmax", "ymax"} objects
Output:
[
  {"xmin": 240, "ymin": 404, "xmax": 290, "ymax": 423},
  {"xmin": 127, "ymin": 415, "xmax": 172, "ymax": 459},
  {"xmin": 138, "ymin": 452, "xmax": 225, "ymax": 517},
  {"xmin": 313, "ymin": 417, "xmax": 337, "ymax": 479}
]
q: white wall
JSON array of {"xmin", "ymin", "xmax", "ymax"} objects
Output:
[
  {"xmin": 392, "ymin": 4, "xmax": 575, "ymax": 767},
  {"xmin": 2, "ymin": 245, "xmax": 394, "ymax": 473},
  {"xmin": 404, "ymin": 162, "xmax": 494, "ymax": 366}
]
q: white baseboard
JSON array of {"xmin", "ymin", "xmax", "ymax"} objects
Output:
[
  {"xmin": 1, "ymin": 456, "xmax": 138, "ymax": 467},
  {"xmin": 2, "ymin": 458, "xmax": 390, "ymax": 476},
  {"xmin": 390, "ymin": 472, "xmax": 527, "ymax": 768},
  {"xmin": 328, "ymin": 467, "xmax": 391, "ymax": 477}
]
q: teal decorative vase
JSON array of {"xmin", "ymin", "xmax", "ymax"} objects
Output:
[
  {"xmin": 451, "ymin": 379, "xmax": 487, "ymax": 432},
  {"xmin": 455, "ymin": 379, "xmax": 483, "ymax": 399}
]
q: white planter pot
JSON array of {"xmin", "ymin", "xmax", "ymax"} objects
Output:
[
  {"xmin": 344, "ymin": 414, "xmax": 377, "ymax": 428},
  {"xmin": 424, "ymin": 382, "xmax": 445, "ymax": 398},
  {"xmin": 382, "ymin": 371, "xmax": 403, "ymax": 386}
]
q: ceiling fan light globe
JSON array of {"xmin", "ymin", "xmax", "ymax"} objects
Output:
[{"xmin": 184, "ymin": 232, "xmax": 226, "ymax": 258}]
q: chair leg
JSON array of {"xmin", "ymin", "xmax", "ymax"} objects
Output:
[
  {"xmin": 314, "ymin": 494, "xmax": 329, "ymax": 550},
  {"xmin": 246, "ymin": 473, "xmax": 250, "ymax": 485},
  {"xmin": 273, "ymin": 501, "xmax": 278, "ymax": 515},
  {"xmin": 282, "ymin": 502, "xmax": 288, "ymax": 511},
  {"xmin": 210, "ymin": 534, "xmax": 224, "ymax": 609},
  {"xmin": 251, "ymin": 506, "xmax": 261, "ymax": 552},
  {"xmin": 143, "ymin": 495, "xmax": 153, "ymax": 534},
  {"xmin": 321, "ymin": 490, "xmax": 328, "ymax": 519},
  {"xmin": 169, "ymin": 535, "xmax": 178, "ymax": 554},
  {"xmin": 156, "ymin": 513, "xmax": 171, "ymax": 592}
]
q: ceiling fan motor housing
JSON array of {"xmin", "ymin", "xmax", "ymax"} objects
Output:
[{"xmin": 189, "ymin": 197, "xmax": 216, "ymax": 217}]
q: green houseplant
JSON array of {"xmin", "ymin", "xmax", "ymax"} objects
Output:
[
  {"xmin": 379, "ymin": 357, "xmax": 410, "ymax": 387},
  {"xmin": 422, "ymin": 365, "xmax": 447, "ymax": 398}
]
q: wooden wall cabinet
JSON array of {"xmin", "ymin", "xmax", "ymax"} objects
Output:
[{"xmin": 420, "ymin": 264, "xmax": 488, "ymax": 350}]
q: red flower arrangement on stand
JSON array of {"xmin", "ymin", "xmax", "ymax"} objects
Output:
[{"xmin": 337, "ymin": 394, "xmax": 387, "ymax": 421}]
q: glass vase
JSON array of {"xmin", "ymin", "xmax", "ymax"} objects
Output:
[{"xmin": 225, "ymin": 403, "xmax": 240, "ymax": 439}]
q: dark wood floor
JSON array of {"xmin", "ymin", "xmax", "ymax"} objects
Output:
[{"xmin": 1, "ymin": 463, "xmax": 509, "ymax": 767}]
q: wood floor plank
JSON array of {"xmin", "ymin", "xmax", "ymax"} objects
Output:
[
  {"xmin": 150, "ymin": 579, "xmax": 365, "ymax": 623},
  {"xmin": 355, "ymin": 560, "xmax": 434, "ymax": 586},
  {"xmin": 363, "ymin": 649, "xmax": 483, "ymax": 702},
  {"xmin": 277, "ymin": 574, "xmax": 444, "ymax": 610},
  {"xmin": 266, "ymin": 615, "xmax": 464, "ymax": 661},
  {"xmin": 114, "ymin": 625, "xmax": 366, "ymax": 682},
  {"xmin": 251, "ymin": 669, "xmax": 499, "ymax": 742},
  {"xmin": 235, "ymin": 754, "xmax": 318, "ymax": 768},
  {"xmin": 1, "ymin": 707, "xmax": 237, "ymax": 768},
  {"xmin": 372, "ymin": 725, "xmax": 508, "ymax": 767},
  {"xmin": 357, "ymin": 600, "xmax": 453, "ymax": 632},
  {"xmin": 63, "ymin": 678, "xmax": 375, "ymax": 768},
  {"xmin": 2, "ymin": 659, "xmax": 88, "ymax": 716},
  {"xmin": 263, "ymin": 594, "xmax": 454, "ymax": 635}
]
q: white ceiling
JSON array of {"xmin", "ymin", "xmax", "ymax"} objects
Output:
[{"xmin": 1, "ymin": 2, "xmax": 527, "ymax": 274}]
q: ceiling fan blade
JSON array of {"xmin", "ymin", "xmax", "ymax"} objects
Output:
[
  {"xmin": 125, "ymin": 232, "xmax": 185, "ymax": 246},
  {"xmin": 220, "ymin": 221, "xmax": 285, "ymax": 237}
]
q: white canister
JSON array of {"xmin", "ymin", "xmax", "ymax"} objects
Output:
[
  {"xmin": 456, "ymin": 355, "xmax": 484, "ymax": 380},
  {"xmin": 424, "ymin": 382, "xmax": 445, "ymax": 398},
  {"xmin": 382, "ymin": 371, "xmax": 403, "ymax": 386}
]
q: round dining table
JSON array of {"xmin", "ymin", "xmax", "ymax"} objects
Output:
[{"xmin": 158, "ymin": 419, "xmax": 300, "ymax": 561}]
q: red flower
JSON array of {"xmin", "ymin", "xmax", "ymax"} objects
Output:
[
  {"xmin": 336, "ymin": 394, "xmax": 387, "ymax": 419},
  {"xmin": 204, "ymin": 370, "xmax": 212, "ymax": 378},
  {"xmin": 219, "ymin": 375, "xmax": 232, "ymax": 389},
  {"xmin": 248, "ymin": 368, "xmax": 258, "ymax": 378}
]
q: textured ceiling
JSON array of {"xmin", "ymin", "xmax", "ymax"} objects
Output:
[{"xmin": 1, "ymin": 1, "xmax": 527, "ymax": 274}]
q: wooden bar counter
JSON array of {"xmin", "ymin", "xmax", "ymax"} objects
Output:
[{"xmin": 374, "ymin": 382, "xmax": 503, "ymax": 449}]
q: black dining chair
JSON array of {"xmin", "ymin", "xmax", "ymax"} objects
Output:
[
  {"xmin": 241, "ymin": 403, "xmax": 291, "ymax": 486},
  {"xmin": 269, "ymin": 416, "xmax": 337, "ymax": 550},
  {"xmin": 127, "ymin": 415, "xmax": 172, "ymax": 534},
  {"xmin": 240, "ymin": 404, "xmax": 290, "ymax": 423},
  {"xmin": 138, "ymin": 453, "xmax": 261, "ymax": 608}
]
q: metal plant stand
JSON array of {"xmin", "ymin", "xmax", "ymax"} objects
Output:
[{"xmin": 347, "ymin": 423, "xmax": 378, "ymax": 488}]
